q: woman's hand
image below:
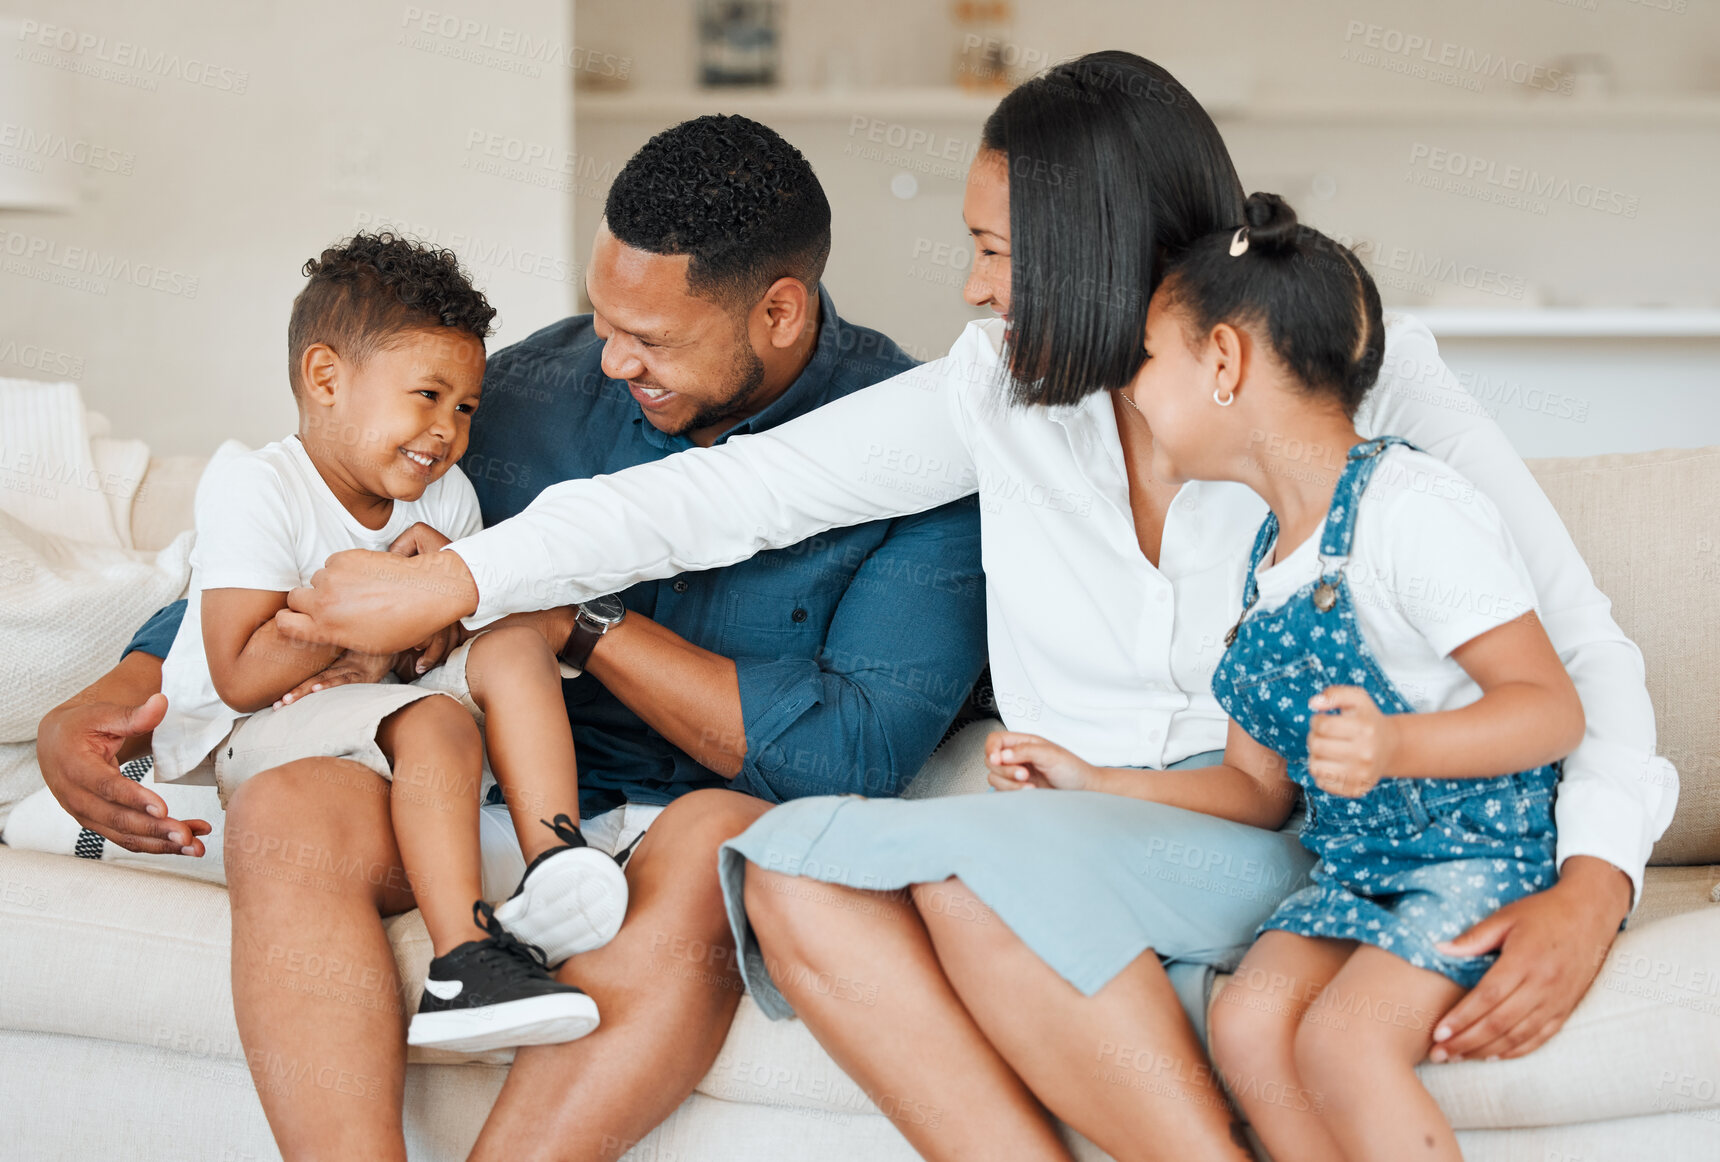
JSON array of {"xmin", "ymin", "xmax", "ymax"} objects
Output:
[
  {"xmin": 273, "ymin": 649, "xmax": 397, "ymax": 707},
  {"xmin": 985, "ymin": 731, "xmax": 1100, "ymax": 792},
  {"xmin": 1306, "ymin": 685, "xmax": 1398, "ymax": 797}
]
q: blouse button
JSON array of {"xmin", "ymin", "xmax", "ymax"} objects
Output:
[
  {"xmin": 672, "ymin": 579, "xmax": 689, "ymax": 593},
  {"xmin": 791, "ymin": 608, "xmax": 809, "ymax": 623}
]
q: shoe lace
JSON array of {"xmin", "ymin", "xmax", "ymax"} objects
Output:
[
  {"xmin": 539, "ymin": 813, "xmax": 586, "ymax": 849},
  {"xmin": 471, "ymin": 899, "xmax": 551, "ymax": 971}
]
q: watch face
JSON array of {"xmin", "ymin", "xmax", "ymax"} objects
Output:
[{"xmin": 583, "ymin": 593, "xmax": 627, "ymax": 625}]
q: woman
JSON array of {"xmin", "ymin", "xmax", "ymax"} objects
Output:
[{"xmin": 310, "ymin": 53, "xmax": 1666, "ymax": 1160}]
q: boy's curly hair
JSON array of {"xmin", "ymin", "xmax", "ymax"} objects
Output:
[{"xmin": 287, "ymin": 232, "xmax": 497, "ymax": 395}]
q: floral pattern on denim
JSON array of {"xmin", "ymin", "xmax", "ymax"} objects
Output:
[{"xmin": 1210, "ymin": 437, "xmax": 1557, "ymax": 988}]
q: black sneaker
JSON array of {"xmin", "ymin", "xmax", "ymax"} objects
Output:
[
  {"xmin": 407, "ymin": 900, "xmax": 600, "ymax": 1052},
  {"xmin": 493, "ymin": 814, "xmax": 629, "ymax": 966}
]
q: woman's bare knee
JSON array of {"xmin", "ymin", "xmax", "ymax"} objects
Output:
[{"xmin": 912, "ymin": 876, "xmax": 1002, "ymax": 937}]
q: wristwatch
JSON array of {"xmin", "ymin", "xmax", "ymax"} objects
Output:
[{"xmin": 557, "ymin": 594, "xmax": 627, "ymax": 672}]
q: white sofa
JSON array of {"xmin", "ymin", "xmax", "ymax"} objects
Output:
[{"xmin": 3, "ymin": 446, "xmax": 1719, "ymax": 1162}]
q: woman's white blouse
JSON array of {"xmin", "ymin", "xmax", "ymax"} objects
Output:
[{"xmin": 450, "ymin": 313, "xmax": 1676, "ymax": 900}]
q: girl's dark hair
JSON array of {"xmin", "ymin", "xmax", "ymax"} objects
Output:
[
  {"xmin": 980, "ymin": 51, "xmax": 1244, "ymax": 407},
  {"xmin": 1160, "ymin": 192, "xmax": 1385, "ymax": 417}
]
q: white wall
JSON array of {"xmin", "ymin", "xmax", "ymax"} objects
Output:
[
  {"xmin": 0, "ymin": 0, "xmax": 575, "ymax": 454},
  {"xmin": 573, "ymin": 0, "xmax": 1720, "ymax": 457}
]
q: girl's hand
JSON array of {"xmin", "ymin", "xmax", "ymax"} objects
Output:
[
  {"xmin": 1306, "ymin": 685, "xmax": 1398, "ymax": 797},
  {"xmin": 273, "ymin": 649, "xmax": 396, "ymax": 708},
  {"xmin": 985, "ymin": 731, "xmax": 1100, "ymax": 792}
]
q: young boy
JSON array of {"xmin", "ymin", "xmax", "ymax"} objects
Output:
[{"xmin": 151, "ymin": 233, "xmax": 627, "ymax": 1052}]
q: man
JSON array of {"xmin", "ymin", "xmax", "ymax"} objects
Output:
[{"xmin": 36, "ymin": 115, "xmax": 986, "ymax": 1160}]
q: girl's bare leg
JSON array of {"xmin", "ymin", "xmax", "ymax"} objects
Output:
[
  {"xmin": 911, "ymin": 877, "xmax": 1254, "ymax": 1162},
  {"xmin": 744, "ymin": 866, "xmax": 1073, "ymax": 1162},
  {"xmin": 1295, "ymin": 946, "xmax": 1467, "ymax": 1161},
  {"xmin": 376, "ymin": 693, "xmax": 487, "ymax": 955},
  {"xmin": 462, "ymin": 626, "xmax": 582, "ymax": 861},
  {"xmin": 1207, "ymin": 931, "xmax": 1352, "ymax": 1162}
]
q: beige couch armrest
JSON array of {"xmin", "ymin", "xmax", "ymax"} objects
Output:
[{"xmin": 131, "ymin": 455, "xmax": 207, "ymax": 552}]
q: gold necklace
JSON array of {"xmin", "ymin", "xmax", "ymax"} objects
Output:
[{"xmin": 1117, "ymin": 388, "xmax": 1148, "ymax": 421}]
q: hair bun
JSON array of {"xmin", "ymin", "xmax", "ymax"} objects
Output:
[{"xmin": 1241, "ymin": 192, "xmax": 1299, "ymax": 256}]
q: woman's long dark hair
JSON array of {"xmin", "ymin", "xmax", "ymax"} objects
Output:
[{"xmin": 981, "ymin": 51, "xmax": 1245, "ymax": 407}]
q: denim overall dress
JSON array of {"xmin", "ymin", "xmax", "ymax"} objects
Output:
[{"xmin": 1210, "ymin": 437, "xmax": 1558, "ymax": 988}]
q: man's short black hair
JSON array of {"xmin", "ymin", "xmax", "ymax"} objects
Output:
[
  {"xmin": 287, "ymin": 232, "xmax": 497, "ymax": 396},
  {"xmin": 603, "ymin": 114, "xmax": 832, "ymax": 310}
]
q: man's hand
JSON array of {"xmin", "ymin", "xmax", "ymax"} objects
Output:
[
  {"xmin": 1428, "ymin": 855, "xmax": 1632, "ymax": 1062},
  {"xmin": 275, "ymin": 546, "xmax": 479, "ymax": 656},
  {"xmin": 36, "ymin": 692, "xmax": 210, "ymax": 856},
  {"xmin": 985, "ymin": 731, "xmax": 1100, "ymax": 791},
  {"xmin": 1306, "ymin": 685, "xmax": 1397, "ymax": 798}
]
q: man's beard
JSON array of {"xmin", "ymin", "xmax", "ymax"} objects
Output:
[{"xmin": 671, "ymin": 339, "xmax": 769, "ymax": 437}]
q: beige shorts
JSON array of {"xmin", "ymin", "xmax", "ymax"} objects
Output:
[
  {"xmin": 414, "ymin": 636, "xmax": 483, "ymax": 722},
  {"xmin": 212, "ymin": 681, "xmax": 452, "ymax": 809}
]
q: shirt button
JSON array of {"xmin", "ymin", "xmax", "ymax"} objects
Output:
[
  {"xmin": 672, "ymin": 579, "xmax": 689, "ymax": 593},
  {"xmin": 1154, "ymin": 590, "xmax": 1168, "ymax": 603},
  {"xmin": 1149, "ymin": 729, "xmax": 1162, "ymax": 742},
  {"xmin": 791, "ymin": 608, "xmax": 808, "ymax": 623}
]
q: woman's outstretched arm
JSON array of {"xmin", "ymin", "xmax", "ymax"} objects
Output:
[{"xmin": 450, "ymin": 327, "xmax": 990, "ymax": 625}]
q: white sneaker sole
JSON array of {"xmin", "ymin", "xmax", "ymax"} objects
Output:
[
  {"xmin": 494, "ymin": 846, "xmax": 630, "ymax": 965},
  {"xmin": 407, "ymin": 991, "xmax": 600, "ymax": 1053}
]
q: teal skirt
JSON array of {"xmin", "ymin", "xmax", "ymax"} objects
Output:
[{"xmin": 719, "ymin": 751, "xmax": 1315, "ymax": 1038}]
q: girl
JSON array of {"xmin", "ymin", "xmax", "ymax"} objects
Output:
[{"xmin": 984, "ymin": 193, "xmax": 1584, "ymax": 1160}]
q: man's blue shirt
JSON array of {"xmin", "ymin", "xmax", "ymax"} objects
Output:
[{"xmin": 127, "ymin": 288, "xmax": 986, "ymax": 815}]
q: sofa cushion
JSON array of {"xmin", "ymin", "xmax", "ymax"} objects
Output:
[
  {"xmin": 9, "ymin": 845, "xmax": 1719, "ymax": 1132},
  {"xmin": 1527, "ymin": 446, "xmax": 1720, "ymax": 865}
]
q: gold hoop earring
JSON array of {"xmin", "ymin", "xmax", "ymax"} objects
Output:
[{"xmin": 1213, "ymin": 388, "xmax": 1235, "ymax": 407}]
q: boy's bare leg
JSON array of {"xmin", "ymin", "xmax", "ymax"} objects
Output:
[
  {"xmin": 744, "ymin": 869, "xmax": 1072, "ymax": 1162},
  {"xmin": 461, "ymin": 626, "xmax": 582, "ymax": 861},
  {"xmin": 469, "ymin": 788, "xmax": 770, "ymax": 1162},
  {"xmin": 376, "ymin": 694, "xmax": 487, "ymax": 954},
  {"xmin": 225, "ymin": 757, "xmax": 419, "ymax": 1162},
  {"xmin": 1294, "ymin": 947, "xmax": 1466, "ymax": 1162},
  {"xmin": 1207, "ymin": 931, "xmax": 1352, "ymax": 1162}
]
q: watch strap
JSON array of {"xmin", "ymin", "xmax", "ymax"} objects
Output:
[{"xmin": 558, "ymin": 612, "xmax": 605, "ymax": 672}]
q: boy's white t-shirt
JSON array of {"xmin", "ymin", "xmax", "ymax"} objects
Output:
[
  {"xmin": 1249, "ymin": 445, "xmax": 1538, "ymax": 715},
  {"xmin": 153, "ymin": 435, "xmax": 483, "ymax": 782}
]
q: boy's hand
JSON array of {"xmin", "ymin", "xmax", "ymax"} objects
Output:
[
  {"xmin": 985, "ymin": 731, "xmax": 1100, "ymax": 792},
  {"xmin": 389, "ymin": 520, "xmax": 452, "ymax": 559},
  {"xmin": 397, "ymin": 622, "xmax": 467, "ymax": 678},
  {"xmin": 273, "ymin": 649, "xmax": 396, "ymax": 708},
  {"xmin": 1306, "ymin": 685, "xmax": 1397, "ymax": 797}
]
